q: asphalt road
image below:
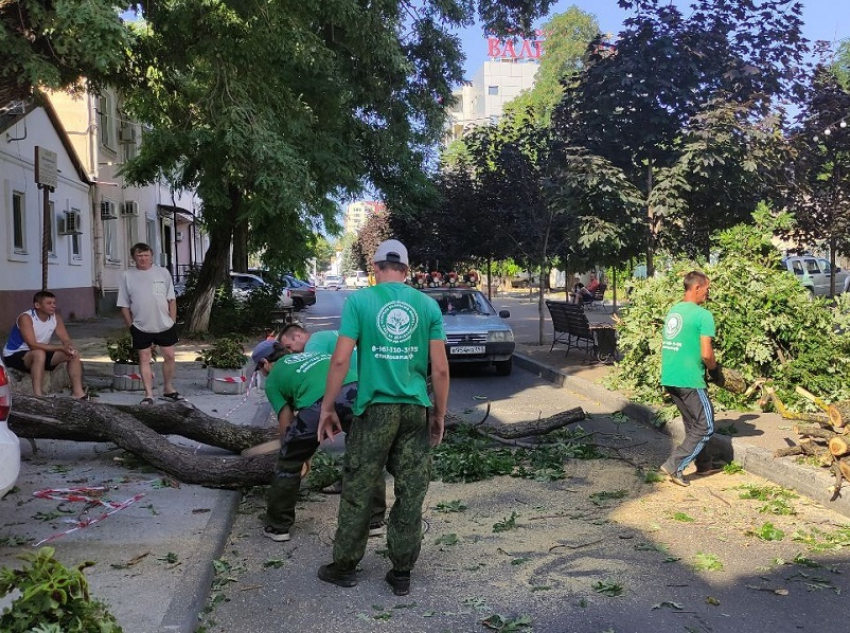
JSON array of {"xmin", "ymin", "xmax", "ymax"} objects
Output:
[{"xmin": 194, "ymin": 288, "xmax": 850, "ymax": 633}]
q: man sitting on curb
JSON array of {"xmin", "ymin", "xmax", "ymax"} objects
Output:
[
  {"xmin": 2, "ymin": 291, "xmax": 89, "ymax": 399},
  {"xmin": 252, "ymin": 341, "xmax": 386, "ymax": 543}
]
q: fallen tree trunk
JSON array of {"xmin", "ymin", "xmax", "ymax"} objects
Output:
[
  {"xmin": 793, "ymin": 425, "xmax": 839, "ymax": 441},
  {"xmin": 9, "ymin": 396, "xmax": 587, "ymax": 488},
  {"xmin": 477, "ymin": 407, "xmax": 586, "ymax": 439},
  {"xmin": 10, "ymin": 396, "xmax": 277, "ymax": 452},
  {"xmin": 10, "ymin": 396, "xmax": 276, "ymax": 489}
]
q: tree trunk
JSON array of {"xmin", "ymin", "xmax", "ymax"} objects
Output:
[
  {"xmin": 793, "ymin": 424, "xmax": 838, "ymax": 441},
  {"xmin": 645, "ymin": 158, "xmax": 655, "ymax": 278},
  {"xmin": 184, "ymin": 193, "xmax": 239, "ymax": 332},
  {"xmin": 10, "ymin": 396, "xmax": 276, "ymax": 489},
  {"xmin": 231, "ymin": 214, "xmax": 249, "ymax": 273}
]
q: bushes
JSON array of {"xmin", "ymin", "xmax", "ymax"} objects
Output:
[{"xmin": 610, "ymin": 209, "xmax": 850, "ymax": 413}]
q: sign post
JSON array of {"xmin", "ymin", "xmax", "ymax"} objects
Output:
[{"xmin": 35, "ymin": 146, "xmax": 58, "ymax": 291}]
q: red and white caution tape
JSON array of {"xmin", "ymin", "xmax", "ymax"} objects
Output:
[
  {"xmin": 32, "ymin": 484, "xmax": 148, "ymax": 546},
  {"xmin": 114, "ymin": 372, "xmax": 143, "ymax": 380},
  {"xmin": 213, "ymin": 375, "xmax": 247, "ymax": 383}
]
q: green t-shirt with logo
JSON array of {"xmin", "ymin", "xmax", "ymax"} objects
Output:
[
  {"xmin": 265, "ymin": 352, "xmax": 357, "ymax": 414},
  {"xmin": 660, "ymin": 301, "xmax": 716, "ymax": 389},
  {"xmin": 304, "ymin": 329, "xmax": 357, "ymax": 368},
  {"xmin": 339, "ymin": 281, "xmax": 445, "ymax": 415}
]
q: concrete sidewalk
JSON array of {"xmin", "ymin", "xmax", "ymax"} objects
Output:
[
  {"xmin": 3, "ymin": 310, "xmax": 849, "ymax": 632},
  {"xmin": 1, "ymin": 316, "xmax": 273, "ymax": 633}
]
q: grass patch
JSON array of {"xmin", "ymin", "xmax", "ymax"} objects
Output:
[{"xmin": 693, "ymin": 552, "xmax": 723, "ymax": 571}]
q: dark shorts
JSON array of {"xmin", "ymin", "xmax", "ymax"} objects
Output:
[
  {"xmin": 2, "ymin": 350, "xmax": 59, "ymax": 373},
  {"xmin": 130, "ymin": 325, "xmax": 178, "ymax": 350},
  {"xmin": 282, "ymin": 382, "xmax": 358, "ymax": 444}
]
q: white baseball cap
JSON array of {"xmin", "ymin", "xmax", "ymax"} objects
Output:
[{"xmin": 373, "ymin": 239, "xmax": 409, "ymax": 266}]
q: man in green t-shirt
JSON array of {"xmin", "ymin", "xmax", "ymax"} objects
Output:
[
  {"xmin": 252, "ymin": 341, "xmax": 385, "ymax": 542},
  {"xmin": 316, "ymin": 239, "xmax": 450, "ymax": 597},
  {"xmin": 277, "ymin": 323, "xmax": 358, "ymax": 367},
  {"xmin": 659, "ymin": 270, "xmax": 718, "ymax": 487}
]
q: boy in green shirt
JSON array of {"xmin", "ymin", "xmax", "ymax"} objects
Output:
[
  {"xmin": 316, "ymin": 239, "xmax": 450, "ymax": 596},
  {"xmin": 659, "ymin": 270, "xmax": 718, "ymax": 487}
]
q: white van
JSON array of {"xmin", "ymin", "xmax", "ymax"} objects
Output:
[{"xmin": 345, "ymin": 271, "xmax": 370, "ymax": 288}]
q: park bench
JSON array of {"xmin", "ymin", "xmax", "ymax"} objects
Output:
[
  {"xmin": 545, "ymin": 300, "xmax": 618, "ymax": 363},
  {"xmin": 582, "ymin": 283, "xmax": 607, "ymax": 311}
]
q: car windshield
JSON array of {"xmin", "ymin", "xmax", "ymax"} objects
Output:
[{"xmin": 428, "ymin": 291, "xmax": 494, "ymax": 315}]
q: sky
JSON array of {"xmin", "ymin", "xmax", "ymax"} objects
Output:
[{"xmin": 458, "ymin": 0, "xmax": 850, "ymax": 78}]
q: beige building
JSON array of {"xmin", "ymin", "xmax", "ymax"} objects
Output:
[{"xmin": 343, "ymin": 200, "xmax": 386, "ymax": 236}]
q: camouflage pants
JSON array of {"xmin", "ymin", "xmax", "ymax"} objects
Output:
[
  {"xmin": 332, "ymin": 403, "xmax": 432, "ymax": 572},
  {"xmin": 266, "ymin": 384, "xmax": 386, "ymax": 532}
]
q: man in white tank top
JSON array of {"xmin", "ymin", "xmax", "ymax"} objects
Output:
[{"xmin": 2, "ymin": 291, "xmax": 88, "ymax": 399}]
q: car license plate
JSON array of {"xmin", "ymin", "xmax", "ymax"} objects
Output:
[{"xmin": 450, "ymin": 345, "xmax": 485, "ymax": 355}]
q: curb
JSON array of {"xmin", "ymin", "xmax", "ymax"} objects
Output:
[
  {"xmin": 158, "ymin": 489, "xmax": 241, "ymax": 633},
  {"xmin": 514, "ymin": 352, "xmax": 850, "ymax": 520}
]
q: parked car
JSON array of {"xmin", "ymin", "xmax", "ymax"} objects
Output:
[
  {"xmin": 345, "ymin": 270, "xmax": 370, "ymax": 288},
  {"xmin": 230, "ymin": 272, "xmax": 293, "ymax": 310},
  {"xmin": 420, "ymin": 288, "xmax": 515, "ymax": 375},
  {"xmin": 249, "ymin": 269, "xmax": 316, "ymax": 310},
  {"xmin": 322, "ymin": 274, "xmax": 343, "ymax": 290},
  {"xmin": 782, "ymin": 256, "xmax": 850, "ymax": 298}
]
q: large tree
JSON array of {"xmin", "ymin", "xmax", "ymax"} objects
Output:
[
  {"xmin": 0, "ymin": 0, "xmax": 131, "ymax": 104},
  {"xmin": 120, "ymin": 0, "xmax": 556, "ymax": 331},
  {"xmin": 552, "ymin": 0, "xmax": 809, "ymax": 274}
]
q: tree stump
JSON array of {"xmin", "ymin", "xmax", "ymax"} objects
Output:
[{"xmin": 827, "ymin": 401, "xmax": 850, "ymax": 429}]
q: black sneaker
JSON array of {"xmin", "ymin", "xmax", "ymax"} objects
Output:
[
  {"xmin": 694, "ymin": 466, "xmax": 723, "ymax": 476},
  {"xmin": 263, "ymin": 525, "xmax": 291, "ymax": 542},
  {"xmin": 660, "ymin": 465, "xmax": 690, "ymax": 487},
  {"xmin": 368, "ymin": 521, "xmax": 386, "ymax": 537},
  {"xmin": 318, "ymin": 563, "xmax": 357, "ymax": 588},
  {"xmin": 385, "ymin": 570, "xmax": 411, "ymax": 596}
]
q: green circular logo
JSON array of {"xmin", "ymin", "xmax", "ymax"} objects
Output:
[
  {"xmin": 664, "ymin": 312, "xmax": 683, "ymax": 340},
  {"xmin": 376, "ymin": 301, "xmax": 419, "ymax": 343}
]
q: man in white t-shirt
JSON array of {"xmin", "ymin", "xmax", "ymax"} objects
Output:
[{"xmin": 117, "ymin": 243, "xmax": 181, "ymax": 405}]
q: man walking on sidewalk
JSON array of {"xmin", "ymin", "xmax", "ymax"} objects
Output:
[
  {"xmin": 659, "ymin": 270, "xmax": 718, "ymax": 487},
  {"xmin": 117, "ymin": 243, "xmax": 182, "ymax": 406},
  {"xmin": 316, "ymin": 239, "xmax": 449, "ymax": 596}
]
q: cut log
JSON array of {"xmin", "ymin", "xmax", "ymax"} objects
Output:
[
  {"xmin": 793, "ymin": 425, "xmax": 838, "ymax": 441},
  {"xmin": 838, "ymin": 457, "xmax": 850, "ymax": 484},
  {"xmin": 827, "ymin": 401, "xmax": 850, "ymax": 429},
  {"xmin": 829, "ymin": 436, "xmax": 850, "ymax": 458},
  {"xmin": 479, "ymin": 407, "xmax": 586, "ymax": 439},
  {"xmin": 713, "ymin": 366, "xmax": 747, "ymax": 394}
]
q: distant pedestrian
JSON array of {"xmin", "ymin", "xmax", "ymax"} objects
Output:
[
  {"xmin": 2, "ymin": 291, "xmax": 89, "ymax": 399},
  {"xmin": 117, "ymin": 243, "xmax": 182, "ymax": 406},
  {"xmin": 659, "ymin": 271, "xmax": 718, "ymax": 487},
  {"xmin": 252, "ymin": 341, "xmax": 385, "ymax": 543},
  {"xmin": 316, "ymin": 239, "xmax": 449, "ymax": 596}
]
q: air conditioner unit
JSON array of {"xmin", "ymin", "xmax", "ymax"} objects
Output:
[
  {"xmin": 119, "ymin": 126, "xmax": 137, "ymax": 143},
  {"xmin": 100, "ymin": 201, "xmax": 118, "ymax": 220},
  {"xmin": 59, "ymin": 211, "xmax": 83, "ymax": 235},
  {"xmin": 121, "ymin": 201, "xmax": 139, "ymax": 217},
  {"xmin": 175, "ymin": 230, "xmax": 184, "ymax": 242}
]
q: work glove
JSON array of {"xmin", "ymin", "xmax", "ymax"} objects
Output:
[{"xmin": 707, "ymin": 365, "xmax": 723, "ymax": 386}]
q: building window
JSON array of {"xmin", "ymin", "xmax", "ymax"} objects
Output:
[
  {"xmin": 70, "ymin": 207, "xmax": 82, "ymax": 261},
  {"xmin": 12, "ymin": 191, "xmax": 26, "ymax": 252},
  {"xmin": 98, "ymin": 94, "xmax": 112, "ymax": 148},
  {"xmin": 125, "ymin": 216, "xmax": 139, "ymax": 262},
  {"xmin": 488, "ymin": 85, "xmax": 499, "ymax": 95},
  {"xmin": 146, "ymin": 217, "xmax": 157, "ymax": 251},
  {"xmin": 104, "ymin": 202, "xmax": 119, "ymax": 262}
]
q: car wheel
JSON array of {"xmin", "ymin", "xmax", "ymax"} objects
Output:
[
  {"xmin": 293, "ymin": 298, "xmax": 304, "ymax": 311},
  {"xmin": 495, "ymin": 357, "xmax": 513, "ymax": 376},
  {"xmin": 806, "ymin": 287, "xmax": 815, "ymax": 301}
]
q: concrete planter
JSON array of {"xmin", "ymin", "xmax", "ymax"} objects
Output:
[
  {"xmin": 207, "ymin": 367, "xmax": 247, "ymax": 395},
  {"xmin": 112, "ymin": 363, "xmax": 145, "ymax": 391}
]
